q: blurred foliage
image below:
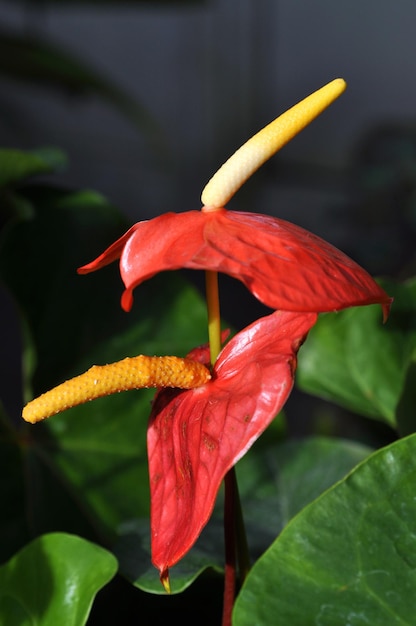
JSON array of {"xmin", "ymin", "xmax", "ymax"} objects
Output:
[
  {"xmin": 0, "ymin": 29, "xmax": 165, "ymax": 153},
  {"xmin": 348, "ymin": 124, "xmax": 416, "ymax": 276}
]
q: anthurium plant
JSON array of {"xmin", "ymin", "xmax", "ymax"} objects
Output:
[{"xmin": 1, "ymin": 79, "xmax": 415, "ymax": 626}]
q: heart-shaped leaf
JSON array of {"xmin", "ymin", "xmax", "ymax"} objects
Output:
[{"xmin": 0, "ymin": 533, "xmax": 117, "ymax": 626}]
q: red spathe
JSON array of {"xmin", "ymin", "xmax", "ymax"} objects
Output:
[
  {"xmin": 78, "ymin": 209, "xmax": 392, "ymax": 319},
  {"xmin": 147, "ymin": 309, "xmax": 317, "ymax": 577}
]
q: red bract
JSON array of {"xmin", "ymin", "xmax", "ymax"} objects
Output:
[
  {"xmin": 78, "ymin": 209, "xmax": 392, "ymax": 319},
  {"xmin": 76, "ymin": 204, "xmax": 392, "ymax": 586},
  {"xmin": 147, "ymin": 309, "xmax": 317, "ymax": 580}
]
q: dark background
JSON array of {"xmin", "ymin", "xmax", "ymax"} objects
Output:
[{"xmin": 1, "ymin": 0, "xmax": 415, "ymax": 235}]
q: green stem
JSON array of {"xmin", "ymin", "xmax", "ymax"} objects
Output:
[
  {"xmin": 204, "ymin": 268, "xmax": 250, "ymax": 625},
  {"xmin": 205, "ymin": 270, "xmax": 222, "ymax": 366},
  {"xmin": 232, "ymin": 468, "xmax": 251, "ymax": 581},
  {"xmin": 222, "ymin": 468, "xmax": 251, "ymax": 626},
  {"xmin": 222, "ymin": 469, "xmax": 237, "ymax": 626}
]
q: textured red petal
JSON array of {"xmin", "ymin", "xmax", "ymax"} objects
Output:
[
  {"xmin": 207, "ymin": 211, "xmax": 392, "ymax": 319},
  {"xmin": 147, "ymin": 310, "xmax": 317, "ymax": 577},
  {"xmin": 77, "ymin": 222, "xmax": 142, "ymax": 274},
  {"xmin": 78, "ymin": 210, "xmax": 391, "ymax": 316},
  {"xmin": 119, "ymin": 212, "xmax": 206, "ymax": 311}
]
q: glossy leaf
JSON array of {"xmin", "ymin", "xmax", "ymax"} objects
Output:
[
  {"xmin": 147, "ymin": 310, "xmax": 317, "ymax": 577},
  {"xmin": 79, "ymin": 209, "xmax": 391, "ymax": 316},
  {"xmin": 297, "ymin": 277, "xmax": 416, "ymax": 426},
  {"xmin": 234, "ymin": 433, "xmax": 416, "ymax": 626},
  {"xmin": 0, "ymin": 533, "xmax": 117, "ymax": 626}
]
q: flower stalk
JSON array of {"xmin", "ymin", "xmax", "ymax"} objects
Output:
[
  {"xmin": 203, "ymin": 244, "xmax": 250, "ymax": 625},
  {"xmin": 199, "ymin": 80, "xmax": 350, "ymax": 619},
  {"xmin": 205, "ymin": 270, "xmax": 222, "ymax": 368}
]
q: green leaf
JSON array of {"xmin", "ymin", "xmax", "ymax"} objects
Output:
[
  {"xmin": 234, "ymin": 433, "xmax": 416, "ymax": 626},
  {"xmin": 0, "ymin": 533, "xmax": 117, "ymax": 626},
  {"xmin": 297, "ymin": 278, "xmax": 416, "ymax": 426},
  {"xmin": 0, "ymin": 147, "xmax": 67, "ymax": 187}
]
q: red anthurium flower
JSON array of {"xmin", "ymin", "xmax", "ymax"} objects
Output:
[
  {"xmin": 78, "ymin": 209, "xmax": 391, "ymax": 319},
  {"xmin": 22, "ymin": 79, "xmax": 393, "ymax": 601},
  {"xmin": 148, "ymin": 309, "xmax": 317, "ymax": 582}
]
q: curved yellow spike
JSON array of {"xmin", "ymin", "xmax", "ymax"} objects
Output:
[
  {"xmin": 22, "ymin": 355, "xmax": 211, "ymax": 424},
  {"xmin": 201, "ymin": 78, "xmax": 347, "ymax": 209}
]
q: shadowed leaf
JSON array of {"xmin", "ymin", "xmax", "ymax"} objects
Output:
[{"xmin": 297, "ymin": 278, "xmax": 416, "ymax": 426}]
